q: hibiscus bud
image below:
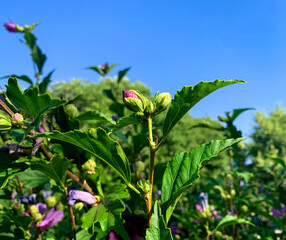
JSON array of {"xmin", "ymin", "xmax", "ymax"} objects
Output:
[
  {"xmin": 237, "ymin": 142, "xmax": 245, "ymax": 150},
  {"xmin": 73, "ymin": 202, "xmax": 84, "ymax": 212},
  {"xmin": 82, "ymin": 159, "xmax": 96, "ymax": 174},
  {"xmin": 144, "ymin": 101, "xmax": 155, "ymax": 117},
  {"xmin": 240, "ymin": 205, "xmax": 248, "ymax": 213},
  {"xmin": 155, "ymin": 92, "xmax": 171, "ymax": 113},
  {"xmin": 122, "ymin": 90, "xmax": 144, "ymax": 113},
  {"xmin": 135, "ymin": 161, "xmax": 145, "ymax": 172},
  {"xmin": 218, "ymin": 116, "xmax": 227, "ymax": 122},
  {"xmin": 34, "ymin": 213, "xmax": 43, "ymax": 222},
  {"xmin": 0, "ymin": 110, "xmax": 12, "ymax": 130},
  {"xmin": 46, "ymin": 196, "xmax": 57, "ymax": 208},
  {"xmin": 30, "ymin": 205, "xmax": 39, "ymax": 217},
  {"xmin": 137, "ymin": 179, "xmax": 150, "ymax": 193},
  {"xmin": 12, "ymin": 113, "xmax": 24, "ymax": 126},
  {"xmin": 4, "ymin": 20, "xmax": 19, "ymax": 33},
  {"xmin": 65, "ymin": 104, "xmax": 78, "ymax": 118},
  {"xmin": 215, "ymin": 231, "xmax": 224, "ymax": 238},
  {"xmin": 230, "ymin": 189, "xmax": 236, "ymax": 197}
]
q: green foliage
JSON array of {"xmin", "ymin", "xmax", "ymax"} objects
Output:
[
  {"xmin": 251, "ymin": 105, "xmax": 286, "ymax": 164},
  {"xmin": 31, "ymin": 155, "xmax": 71, "ymax": 187},
  {"xmin": 212, "ymin": 215, "xmax": 254, "ymax": 233},
  {"xmin": 161, "ymin": 80, "xmax": 245, "ymax": 147},
  {"xmin": 161, "ymin": 138, "xmax": 245, "ymax": 223},
  {"xmin": 146, "ymin": 201, "xmax": 173, "ymax": 240},
  {"xmin": 6, "ymin": 77, "xmax": 66, "ymax": 118},
  {"xmin": 35, "ymin": 128, "xmax": 131, "ymax": 184}
]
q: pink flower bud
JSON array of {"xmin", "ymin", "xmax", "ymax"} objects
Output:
[
  {"xmin": 122, "ymin": 90, "xmax": 140, "ymax": 100},
  {"xmin": 4, "ymin": 20, "xmax": 18, "ymax": 33},
  {"xmin": 122, "ymin": 90, "xmax": 144, "ymax": 112},
  {"xmin": 12, "ymin": 113, "xmax": 24, "ymax": 126}
]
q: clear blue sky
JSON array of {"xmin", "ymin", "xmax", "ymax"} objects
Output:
[{"xmin": 1, "ymin": 1, "xmax": 286, "ymax": 138}]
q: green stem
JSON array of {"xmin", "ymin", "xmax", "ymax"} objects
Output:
[
  {"xmin": 127, "ymin": 183, "xmax": 141, "ymax": 196},
  {"xmin": 146, "ymin": 117, "xmax": 156, "ymax": 227}
]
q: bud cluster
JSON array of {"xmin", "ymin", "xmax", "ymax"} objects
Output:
[{"xmin": 122, "ymin": 90, "xmax": 171, "ymax": 118}]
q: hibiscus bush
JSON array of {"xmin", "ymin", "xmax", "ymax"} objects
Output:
[{"xmin": 0, "ymin": 21, "xmax": 285, "ymax": 240}]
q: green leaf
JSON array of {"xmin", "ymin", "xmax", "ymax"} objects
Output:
[
  {"xmin": 74, "ymin": 110, "xmax": 115, "ymax": 125},
  {"xmin": 55, "ymin": 106, "xmax": 79, "ymax": 132},
  {"xmin": 35, "ymin": 128, "xmax": 131, "ymax": 184},
  {"xmin": 24, "ymin": 31, "xmax": 46, "ymax": 73},
  {"xmin": 111, "ymin": 115, "xmax": 141, "ymax": 132},
  {"xmin": 18, "ymin": 168, "xmax": 49, "ymax": 188},
  {"xmin": 75, "ymin": 229, "xmax": 92, "ymax": 240},
  {"xmin": 104, "ymin": 184, "xmax": 130, "ymax": 200},
  {"xmin": 229, "ymin": 108, "xmax": 255, "ymax": 122},
  {"xmin": 161, "ymin": 138, "xmax": 245, "ymax": 223},
  {"xmin": 87, "ymin": 66, "xmax": 104, "ymax": 76},
  {"xmin": 6, "ymin": 77, "xmax": 66, "ymax": 118},
  {"xmin": 146, "ymin": 201, "xmax": 173, "ymax": 240},
  {"xmin": 103, "ymin": 89, "xmax": 116, "ymax": 102},
  {"xmin": 1, "ymin": 75, "xmax": 33, "ymax": 85},
  {"xmin": 190, "ymin": 122, "xmax": 224, "ymax": 131},
  {"xmin": 82, "ymin": 199, "xmax": 130, "ymax": 240},
  {"xmin": 211, "ymin": 215, "xmax": 254, "ymax": 233},
  {"xmin": 39, "ymin": 69, "xmax": 55, "ymax": 94},
  {"xmin": 117, "ymin": 67, "xmax": 131, "ymax": 84},
  {"xmin": 161, "ymin": 80, "xmax": 245, "ymax": 147},
  {"xmin": 0, "ymin": 152, "xmax": 28, "ymax": 189},
  {"xmin": 31, "ymin": 154, "xmax": 71, "ymax": 187}
]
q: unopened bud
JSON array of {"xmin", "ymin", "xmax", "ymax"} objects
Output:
[
  {"xmin": 122, "ymin": 90, "xmax": 144, "ymax": 112},
  {"xmin": 0, "ymin": 110, "xmax": 12, "ymax": 130},
  {"xmin": 237, "ymin": 142, "xmax": 245, "ymax": 150},
  {"xmin": 46, "ymin": 196, "xmax": 57, "ymax": 208},
  {"xmin": 30, "ymin": 205, "xmax": 39, "ymax": 216},
  {"xmin": 137, "ymin": 179, "xmax": 150, "ymax": 193},
  {"xmin": 55, "ymin": 192, "xmax": 62, "ymax": 203},
  {"xmin": 240, "ymin": 205, "xmax": 248, "ymax": 213},
  {"xmin": 65, "ymin": 104, "xmax": 78, "ymax": 118},
  {"xmin": 144, "ymin": 101, "xmax": 155, "ymax": 117},
  {"xmin": 34, "ymin": 213, "xmax": 43, "ymax": 222},
  {"xmin": 155, "ymin": 92, "xmax": 171, "ymax": 114},
  {"xmin": 215, "ymin": 231, "xmax": 224, "ymax": 238},
  {"xmin": 135, "ymin": 161, "xmax": 145, "ymax": 172},
  {"xmin": 57, "ymin": 202, "xmax": 64, "ymax": 211},
  {"xmin": 73, "ymin": 202, "xmax": 84, "ymax": 212},
  {"xmin": 0, "ymin": 204, "xmax": 3, "ymax": 210},
  {"xmin": 218, "ymin": 116, "xmax": 226, "ymax": 122},
  {"xmin": 230, "ymin": 189, "xmax": 236, "ymax": 197},
  {"xmin": 12, "ymin": 113, "xmax": 24, "ymax": 126},
  {"xmin": 82, "ymin": 159, "xmax": 96, "ymax": 174}
]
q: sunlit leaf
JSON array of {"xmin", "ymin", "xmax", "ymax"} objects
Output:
[
  {"xmin": 160, "ymin": 80, "xmax": 245, "ymax": 147},
  {"xmin": 34, "ymin": 128, "xmax": 131, "ymax": 184},
  {"xmin": 161, "ymin": 138, "xmax": 245, "ymax": 223},
  {"xmin": 146, "ymin": 201, "xmax": 173, "ymax": 240}
]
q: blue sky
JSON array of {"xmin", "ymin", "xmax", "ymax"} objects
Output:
[{"xmin": 1, "ymin": 1, "xmax": 286, "ymax": 138}]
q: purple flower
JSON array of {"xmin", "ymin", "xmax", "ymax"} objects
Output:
[
  {"xmin": 18, "ymin": 194, "xmax": 36, "ymax": 204},
  {"xmin": 42, "ymin": 190, "xmax": 52, "ymax": 200},
  {"xmin": 272, "ymin": 206, "xmax": 286, "ymax": 219},
  {"xmin": 199, "ymin": 192, "xmax": 209, "ymax": 211},
  {"xmin": 196, "ymin": 203, "xmax": 203, "ymax": 213},
  {"xmin": 36, "ymin": 203, "xmax": 47, "ymax": 215},
  {"xmin": 4, "ymin": 20, "xmax": 18, "ymax": 32},
  {"xmin": 109, "ymin": 231, "xmax": 117, "ymax": 240},
  {"xmin": 68, "ymin": 186, "xmax": 97, "ymax": 206},
  {"xmin": 38, "ymin": 208, "xmax": 64, "ymax": 232},
  {"xmin": 169, "ymin": 225, "xmax": 178, "ymax": 235}
]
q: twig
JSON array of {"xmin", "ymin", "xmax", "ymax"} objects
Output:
[{"xmin": 65, "ymin": 188, "xmax": 77, "ymax": 240}]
